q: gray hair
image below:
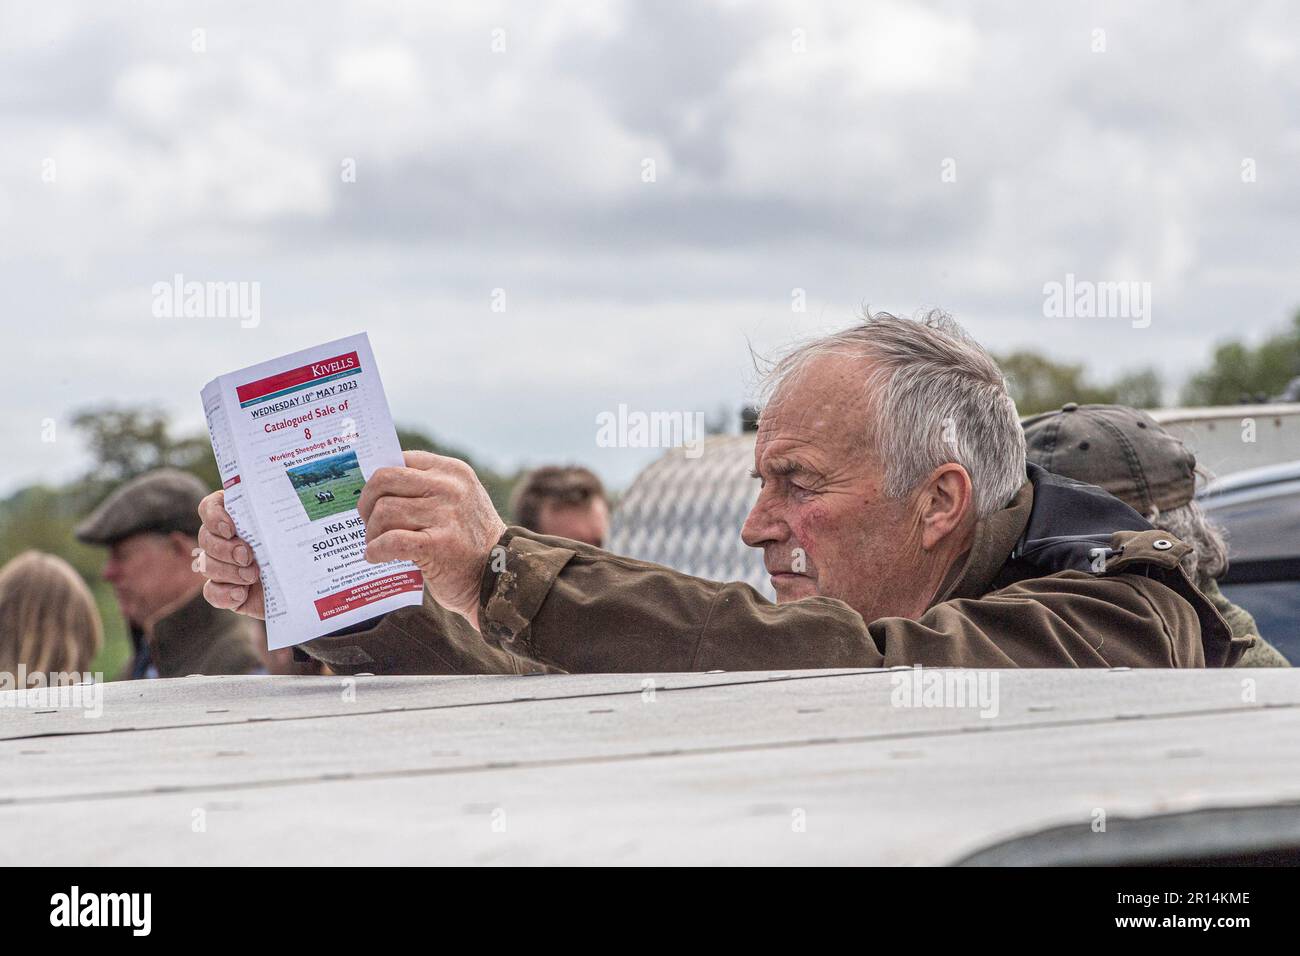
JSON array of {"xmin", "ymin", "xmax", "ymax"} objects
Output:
[
  {"xmin": 759, "ymin": 309, "xmax": 1027, "ymax": 518},
  {"xmin": 1147, "ymin": 498, "xmax": 1229, "ymax": 586}
]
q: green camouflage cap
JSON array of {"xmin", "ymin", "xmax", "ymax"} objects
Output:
[
  {"xmin": 74, "ymin": 468, "xmax": 209, "ymax": 546},
  {"xmin": 1021, "ymin": 403, "xmax": 1197, "ymax": 515}
]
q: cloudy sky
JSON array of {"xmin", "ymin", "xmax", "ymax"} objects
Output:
[{"xmin": 4, "ymin": 0, "xmax": 1298, "ymax": 496}]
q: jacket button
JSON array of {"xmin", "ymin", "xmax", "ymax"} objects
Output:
[{"xmin": 1153, "ymin": 538, "xmax": 1173, "ymax": 550}]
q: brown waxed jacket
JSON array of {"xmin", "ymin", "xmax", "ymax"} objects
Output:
[
  {"xmin": 304, "ymin": 466, "xmax": 1251, "ymax": 673},
  {"xmin": 303, "ymin": 586, "xmax": 553, "ymax": 676}
]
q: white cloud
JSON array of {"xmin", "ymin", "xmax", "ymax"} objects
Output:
[{"xmin": 2, "ymin": 0, "xmax": 1299, "ymax": 496}]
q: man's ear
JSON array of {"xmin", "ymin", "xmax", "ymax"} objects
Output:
[
  {"xmin": 171, "ymin": 531, "xmax": 198, "ymax": 559},
  {"xmin": 919, "ymin": 463, "xmax": 974, "ymax": 550}
]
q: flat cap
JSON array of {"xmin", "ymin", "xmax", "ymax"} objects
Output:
[
  {"xmin": 74, "ymin": 468, "xmax": 209, "ymax": 546},
  {"xmin": 1022, "ymin": 403, "xmax": 1197, "ymax": 515}
]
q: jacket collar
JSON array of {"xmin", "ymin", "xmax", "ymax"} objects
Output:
[
  {"xmin": 934, "ymin": 475, "xmax": 1035, "ymax": 605},
  {"xmin": 933, "ymin": 463, "xmax": 1157, "ymax": 605}
]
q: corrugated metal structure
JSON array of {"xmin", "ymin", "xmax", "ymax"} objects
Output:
[{"xmin": 608, "ymin": 435, "xmax": 771, "ymax": 598}]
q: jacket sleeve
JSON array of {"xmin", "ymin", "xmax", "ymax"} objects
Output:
[
  {"xmin": 478, "ymin": 529, "xmax": 882, "ymax": 671},
  {"xmin": 476, "ymin": 529, "xmax": 1220, "ymax": 671},
  {"xmin": 301, "ymin": 585, "xmax": 558, "ymax": 676}
]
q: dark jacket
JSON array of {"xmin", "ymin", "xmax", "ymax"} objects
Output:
[
  {"xmin": 305, "ymin": 466, "xmax": 1249, "ymax": 673},
  {"xmin": 148, "ymin": 591, "xmax": 265, "ymax": 677}
]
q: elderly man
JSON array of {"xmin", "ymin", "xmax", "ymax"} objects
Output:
[
  {"xmin": 196, "ymin": 311, "xmax": 1246, "ymax": 671},
  {"xmin": 77, "ymin": 468, "xmax": 264, "ymax": 678}
]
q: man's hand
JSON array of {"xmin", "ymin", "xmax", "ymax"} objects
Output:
[
  {"xmin": 359, "ymin": 450, "xmax": 507, "ymax": 630},
  {"xmin": 196, "ymin": 490, "xmax": 266, "ymax": 619}
]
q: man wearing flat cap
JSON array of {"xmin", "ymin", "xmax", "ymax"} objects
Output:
[
  {"xmin": 76, "ymin": 468, "xmax": 263, "ymax": 678},
  {"xmin": 1023, "ymin": 403, "xmax": 1289, "ymax": 667}
]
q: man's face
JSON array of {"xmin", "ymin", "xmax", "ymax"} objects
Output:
[
  {"xmin": 101, "ymin": 533, "xmax": 195, "ymax": 626},
  {"xmin": 537, "ymin": 498, "xmax": 609, "ymax": 548},
  {"xmin": 740, "ymin": 354, "xmax": 932, "ymax": 622}
]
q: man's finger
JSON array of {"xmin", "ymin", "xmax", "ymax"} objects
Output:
[
  {"xmin": 364, "ymin": 495, "xmax": 445, "ymax": 542},
  {"xmin": 356, "ymin": 466, "xmax": 411, "ymax": 521},
  {"xmin": 400, "ymin": 449, "xmax": 478, "ymax": 476},
  {"xmin": 197, "ymin": 490, "xmax": 236, "ymax": 539},
  {"xmin": 198, "ymin": 525, "xmax": 254, "ymax": 567},
  {"xmin": 357, "ymin": 467, "xmax": 454, "ymax": 523},
  {"xmin": 205, "ymin": 578, "xmax": 266, "ymax": 619},
  {"xmin": 402, "ymin": 449, "xmax": 443, "ymax": 470},
  {"xmin": 364, "ymin": 528, "xmax": 431, "ymax": 566},
  {"xmin": 204, "ymin": 579, "xmax": 248, "ymax": 611},
  {"xmin": 202, "ymin": 551, "xmax": 261, "ymax": 586}
]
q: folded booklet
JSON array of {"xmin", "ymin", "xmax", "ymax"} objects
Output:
[{"xmin": 201, "ymin": 333, "xmax": 424, "ymax": 649}]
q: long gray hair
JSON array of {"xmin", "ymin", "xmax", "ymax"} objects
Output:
[{"xmin": 1147, "ymin": 468, "xmax": 1230, "ymax": 585}]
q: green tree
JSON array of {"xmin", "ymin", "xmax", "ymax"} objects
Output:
[
  {"xmin": 1110, "ymin": 367, "xmax": 1164, "ymax": 410},
  {"xmin": 71, "ymin": 405, "xmax": 219, "ymax": 504},
  {"xmin": 996, "ymin": 352, "xmax": 1162, "ymax": 416},
  {"xmin": 0, "ymin": 486, "xmax": 99, "ymax": 577},
  {"xmin": 1181, "ymin": 312, "xmax": 1300, "ymax": 406}
]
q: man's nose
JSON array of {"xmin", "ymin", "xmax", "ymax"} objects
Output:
[
  {"xmin": 741, "ymin": 490, "xmax": 784, "ymax": 549},
  {"xmin": 102, "ymin": 559, "xmax": 120, "ymax": 583}
]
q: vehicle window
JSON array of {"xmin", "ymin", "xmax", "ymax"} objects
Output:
[
  {"xmin": 1205, "ymin": 491, "xmax": 1300, "ymax": 562},
  {"xmin": 1219, "ymin": 582, "xmax": 1300, "ymax": 664}
]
